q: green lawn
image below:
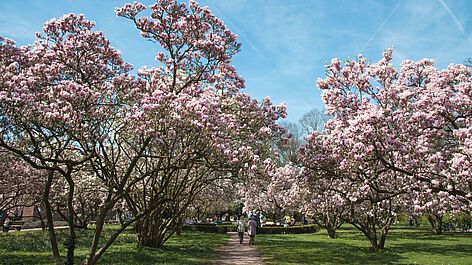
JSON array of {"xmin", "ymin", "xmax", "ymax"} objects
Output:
[
  {"xmin": 0, "ymin": 228, "xmax": 228, "ymax": 265},
  {"xmin": 2, "ymin": 225, "xmax": 471, "ymax": 265},
  {"xmin": 255, "ymin": 225, "xmax": 472, "ymax": 265}
]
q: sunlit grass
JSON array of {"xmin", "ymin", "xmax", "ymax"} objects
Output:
[{"xmin": 255, "ymin": 224, "xmax": 472, "ymax": 265}]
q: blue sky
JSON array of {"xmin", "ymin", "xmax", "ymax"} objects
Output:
[{"xmin": 1, "ymin": 0, "xmax": 472, "ymax": 122}]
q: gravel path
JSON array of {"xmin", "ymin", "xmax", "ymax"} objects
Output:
[{"xmin": 215, "ymin": 232, "xmax": 266, "ymax": 265}]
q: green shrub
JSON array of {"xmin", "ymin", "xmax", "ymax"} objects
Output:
[
  {"xmin": 182, "ymin": 224, "xmax": 236, "ymax": 233},
  {"xmin": 258, "ymin": 225, "xmax": 319, "ymax": 234},
  {"xmin": 182, "ymin": 224, "xmax": 319, "ymax": 234}
]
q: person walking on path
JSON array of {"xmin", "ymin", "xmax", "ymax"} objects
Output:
[
  {"xmin": 247, "ymin": 217, "xmax": 257, "ymax": 245},
  {"xmin": 237, "ymin": 215, "xmax": 246, "ymax": 244}
]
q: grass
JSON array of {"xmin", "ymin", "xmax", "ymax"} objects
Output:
[
  {"xmin": 255, "ymin": 224, "xmax": 472, "ymax": 265},
  {"xmin": 2, "ymin": 224, "xmax": 471, "ymax": 265},
  {"xmin": 0, "ymin": 227, "xmax": 228, "ymax": 265}
]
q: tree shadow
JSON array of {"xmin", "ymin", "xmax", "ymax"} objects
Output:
[
  {"xmin": 264, "ymin": 238, "xmax": 402, "ymax": 265},
  {"xmin": 0, "ymin": 230, "xmax": 226, "ymax": 265},
  {"xmin": 1, "ymin": 252, "xmax": 55, "ymax": 265},
  {"xmin": 393, "ymin": 242, "xmax": 471, "ymax": 257},
  {"xmin": 387, "ymin": 230, "xmax": 471, "ymax": 242},
  {"xmin": 258, "ymin": 237, "xmax": 404, "ymax": 265}
]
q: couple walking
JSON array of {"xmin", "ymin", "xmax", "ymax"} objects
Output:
[{"xmin": 237, "ymin": 215, "xmax": 257, "ymax": 245}]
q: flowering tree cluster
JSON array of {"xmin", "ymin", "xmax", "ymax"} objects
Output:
[
  {"xmin": 115, "ymin": 0, "xmax": 286, "ymax": 249},
  {"xmin": 0, "ymin": 10, "xmax": 142, "ymax": 264},
  {"xmin": 242, "ymin": 109, "xmax": 328, "ymax": 227},
  {"xmin": 0, "ymin": 1, "xmax": 285, "ymax": 264},
  {"xmin": 0, "ymin": 0, "xmax": 285, "ymax": 264},
  {"xmin": 4, "ymin": 0, "xmax": 470, "ymax": 259},
  {"xmin": 316, "ymin": 50, "xmax": 471, "ymax": 248},
  {"xmin": 0, "ymin": 149, "xmax": 44, "ymax": 215},
  {"xmin": 50, "ymin": 171, "xmax": 106, "ymax": 230},
  {"xmin": 256, "ymin": 50, "xmax": 472, "ymax": 250},
  {"xmin": 186, "ymin": 177, "xmax": 243, "ymax": 221}
]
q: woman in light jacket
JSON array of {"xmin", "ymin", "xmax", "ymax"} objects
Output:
[{"xmin": 237, "ymin": 215, "xmax": 246, "ymax": 244}]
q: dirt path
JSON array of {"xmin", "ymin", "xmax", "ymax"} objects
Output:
[{"xmin": 215, "ymin": 231, "xmax": 267, "ymax": 265}]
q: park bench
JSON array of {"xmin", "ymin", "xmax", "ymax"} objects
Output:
[
  {"xmin": 261, "ymin": 224, "xmax": 284, "ymax": 228},
  {"xmin": 10, "ymin": 221, "xmax": 24, "ymax": 231},
  {"xmin": 2, "ymin": 221, "xmax": 25, "ymax": 232}
]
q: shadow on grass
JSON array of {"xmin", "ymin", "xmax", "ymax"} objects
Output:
[
  {"xmin": 384, "ymin": 230, "xmax": 471, "ymax": 242},
  {"xmin": 0, "ymin": 230, "xmax": 227, "ymax": 265},
  {"xmin": 392, "ymin": 242, "xmax": 471, "ymax": 257},
  {"xmin": 1, "ymin": 252, "xmax": 68, "ymax": 265},
  {"xmin": 334, "ymin": 226, "xmax": 471, "ymax": 243},
  {"xmin": 257, "ymin": 226, "xmax": 472, "ymax": 265},
  {"xmin": 257, "ymin": 236, "xmax": 403, "ymax": 265},
  {"xmin": 98, "ymin": 242, "xmax": 222, "ymax": 265},
  {"xmin": 0, "ymin": 244, "xmax": 221, "ymax": 265}
]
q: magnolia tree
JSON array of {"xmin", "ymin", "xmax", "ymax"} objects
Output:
[
  {"xmin": 187, "ymin": 177, "xmax": 244, "ymax": 222},
  {"xmin": 297, "ymin": 136, "xmax": 349, "ymax": 238},
  {"xmin": 296, "ymin": 49, "xmax": 472, "ymax": 250},
  {"xmin": 0, "ymin": 150, "xmax": 44, "ymax": 216},
  {"xmin": 257, "ymin": 142, "xmax": 346, "ymax": 239},
  {"xmin": 243, "ymin": 107, "xmax": 327, "ymax": 217},
  {"xmin": 1, "ymin": 5, "xmax": 286, "ymax": 262},
  {"xmin": 400, "ymin": 59, "xmax": 472, "ymax": 232},
  {"xmin": 0, "ymin": 12, "xmax": 155, "ymax": 265},
  {"xmin": 115, "ymin": 0, "xmax": 286, "ymax": 248},
  {"xmin": 50, "ymin": 170, "xmax": 106, "ymax": 229}
]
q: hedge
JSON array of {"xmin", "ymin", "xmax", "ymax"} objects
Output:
[
  {"xmin": 258, "ymin": 224, "xmax": 319, "ymax": 234},
  {"xmin": 182, "ymin": 224, "xmax": 235, "ymax": 233},
  {"xmin": 182, "ymin": 224, "xmax": 319, "ymax": 234}
]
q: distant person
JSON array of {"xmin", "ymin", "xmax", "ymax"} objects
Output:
[
  {"xmin": 237, "ymin": 215, "xmax": 246, "ymax": 244},
  {"xmin": 290, "ymin": 216, "xmax": 296, "ymax": 226},
  {"xmin": 409, "ymin": 215, "xmax": 413, "ymax": 227},
  {"xmin": 303, "ymin": 216, "xmax": 308, "ymax": 225},
  {"xmin": 247, "ymin": 217, "xmax": 258, "ymax": 245},
  {"xmin": 413, "ymin": 214, "xmax": 419, "ymax": 227},
  {"xmin": 3, "ymin": 216, "xmax": 11, "ymax": 232},
  {"xmin": 254, "ymin": 213, "xmax": 260, "ymax": 226},
  {"xmin": 285, "ymin": 215, "xmax": 291, "ymax": 224}
]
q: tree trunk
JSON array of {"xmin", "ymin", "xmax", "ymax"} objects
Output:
[
  {"xmin": 136, "ymin": 211, "xmax": 175, "ymax": 248},
  {"xmin": 368, "ymin": 233, "xmax": 380, "ymax": 251},
  {"xmin": 83, "ymin": 208, "xmax": 108, "ymax": 265},
  {"xmin": 175, "ymin": 216, "xmax": 183, "ymax": 236},
  {"xmin": 326, "ymin": 226, "xmax": 337, "ymax": 239},
  {"xmin": 378, "ymin": 236, "xmax": 386, "ymax": 249},
  {"xmin": 312, "ymin": 216, "xmax": 341, "ymax": 239},
  {"xmin": 81, "ymin": 216, "xmax": 137, "ymax": 265},
  {"xmin": 352, "ymin": 222, "xmax": 389, "ymax": 251},
  {"xmin": 65, "ymin": 177, "xmax": 76, "ymax": 265},
  {"xmin": 428, "ymin": 214, "xmax": 443, "ymax": 234},
  {"xmin": 44, "ymin": 170, "xmax": 64, "ymax": 265},
  {"xmin": 137, "ymin": 221, "xmax": 168, "ymax": 248}
]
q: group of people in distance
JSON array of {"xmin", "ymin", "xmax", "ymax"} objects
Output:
[{"xmin": 237, "ymin": 215, "xmax": 258, "ymax": 245}]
